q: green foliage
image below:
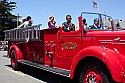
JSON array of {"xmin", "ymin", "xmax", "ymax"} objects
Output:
[{"xmin": 0, "ymin": 0, "xmax": 18, "ymax": 40}]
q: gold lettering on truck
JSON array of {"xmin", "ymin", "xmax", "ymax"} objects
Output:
[{"xmin": 62, "ymin": 42, "xmax": 78, "ymax": 50}]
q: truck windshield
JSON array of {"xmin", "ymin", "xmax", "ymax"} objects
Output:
[{"xmin": 81, "ymin": 12, "xmax": 113, "ymax": 31}]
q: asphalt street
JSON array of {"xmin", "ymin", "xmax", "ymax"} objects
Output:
[{"xmin": 0, "ymin": 51, "xmax": 72, "ymax": 83}]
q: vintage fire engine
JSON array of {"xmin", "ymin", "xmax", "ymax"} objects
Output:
[{"xmin": 4, "ymin": 12, "xmax": 125, "ymax": 83}]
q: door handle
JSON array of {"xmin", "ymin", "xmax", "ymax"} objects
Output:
[{"xmin": 114, "ymin": 37, "xmax": 120, "ymax": 42}]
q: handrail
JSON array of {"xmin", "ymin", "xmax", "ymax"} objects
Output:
[
  {"xmin": 81, "ymin": 12, "xmax": 114, "ymax": 30},
  {"xmin": 4, "ymin": 24, "xmax": 42, "ymax": 32},
  {"xmin": 4, "ymin": 24, "xmax": 42, "ymax": 42},
  {"xmin": 81, "ymin": 12, "xmax": 112, "ymax": 19}
]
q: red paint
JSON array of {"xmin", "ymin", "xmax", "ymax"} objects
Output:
[
  {"xmin": 84, "ymin": 68, "xmax": 102, "ymax": 83},
  {"xmin": 9, "ymin": 45, "xmax": 24, "ymax": 60},
  {"xmin": 70, "ymin": 46, "xmax": 125, "ymax": 82},
  {"xmin": 7, "ymin": 16, "xmax": 125, "ymax": 82}
]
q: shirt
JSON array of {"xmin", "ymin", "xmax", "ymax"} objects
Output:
[
  {"xmin": 18, "ymin": 21, "xmax": 29, "ymax": 28},
  {"xmin": 90, "ymin": 24, "xmax": 101, "ymax": 29},
  {"xmin": 62, "ymin": 22, "xmax": 75, "ymax": 32},
  {"xmin": 48, "ymin": 21, "xmax": 56, "ymax": 29}
]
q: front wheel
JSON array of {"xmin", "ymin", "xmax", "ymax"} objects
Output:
[
  {"xmin": 11, "ymin": 50, "xmax": 21, "ymax": 70},
  {"xmin": 79, "ymin": 63, "xmax": 110, "ymax": 83}
]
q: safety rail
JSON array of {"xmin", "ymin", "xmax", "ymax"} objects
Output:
[{"xmin": 4, "ymin": 24, "xmax": 42, "ymax": 42}]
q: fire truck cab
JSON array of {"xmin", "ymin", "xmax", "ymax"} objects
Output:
[{"xmin": 4, "ymin": 12, "xmax": 125, "ymax": 83}]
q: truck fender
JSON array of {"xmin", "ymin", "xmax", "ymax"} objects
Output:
[
  {"xmin": 70, "ymin": 46, "xmax": 124, "ymax": 82},
  {"xmin": 8, "ymin": 45, "xmax": 24, "ymax": 60}
]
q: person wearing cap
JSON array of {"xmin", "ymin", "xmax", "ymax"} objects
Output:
[
  {"xmin": 48, "ymin": 16, "xmax": 56, "ymax": 29},
  {"xmin": 90, "ymin": 18, "xmax": 101, "ymax": 29},
  {"xmin": 17, "ymin": 16, "xmax": 33, "ymax": 28},
  {"xmin": 62, "ymin": 15, "xmax": 75, "ymax": 32},
  {"xmin": 26, "ymin": 16, "xmax": 33, "ymax": 26}
]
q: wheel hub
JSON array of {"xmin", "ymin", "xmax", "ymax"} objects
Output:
[{"xmin": 84, "ymin": 70, "xmax": 102, "ymax": 83}]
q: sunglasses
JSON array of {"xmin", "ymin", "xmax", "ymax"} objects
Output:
[{"xmin": 67, "ymin": 18, "xmax": 71, "ymax": 20}]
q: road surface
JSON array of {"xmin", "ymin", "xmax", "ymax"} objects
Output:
[{"xmin": 0, "ymin": 51, "xmax": 72, "ymax": 83}]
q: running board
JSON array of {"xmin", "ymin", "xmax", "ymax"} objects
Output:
[{"xmin": 18, "ymin": 60, "xmax": 70, "ymax": 77}]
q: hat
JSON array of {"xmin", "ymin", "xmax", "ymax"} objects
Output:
[{"xmin": 94, "ymin": 18, "xmax": 99, "ymax": 22}]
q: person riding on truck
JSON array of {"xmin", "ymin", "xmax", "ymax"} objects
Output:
[
  {"xmin": 90, "ymin": 18, "xmax": 101, "ymax": 29},
  {"xmin": 62, "ymin": 15, "xmax": 75, "ymax": 32}
]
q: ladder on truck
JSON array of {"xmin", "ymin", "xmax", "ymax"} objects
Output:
[{"xmin": 4, "ymin": 24, "xmax": 42, "ymax": 42}]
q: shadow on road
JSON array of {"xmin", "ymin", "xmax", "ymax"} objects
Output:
[{"xmin": 6, "ymin": 65, "xmax": 73, "ymax": 83}]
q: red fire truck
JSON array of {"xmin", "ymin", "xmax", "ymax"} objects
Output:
[{"xmin": 4, "ymin": 12, "xmax": 125, "ymax": 83}]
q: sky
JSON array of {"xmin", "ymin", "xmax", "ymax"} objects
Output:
[{"xmin": 11, "ymin": 0, "xmax": 125, "ymax": 29}]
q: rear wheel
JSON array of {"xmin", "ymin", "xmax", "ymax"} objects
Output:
[
  {"xmin": 79, "ymin": 63, "xmax": 110, "ymax": 83},
  {"xmin": 11, "ymin": 50, "xmax": 21, "ymax": 70}
]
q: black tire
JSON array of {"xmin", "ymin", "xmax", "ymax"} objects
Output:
[
  {"xmin": 79, "ymin": 63, "xmax": 111, "ymax": 83},
  {"xmin": 11, "ymin": 50, "xmax": 21, "ymax": 70}
]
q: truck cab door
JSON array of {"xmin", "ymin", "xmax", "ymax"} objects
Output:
[
  {"xmin": 60, "ymin": 31, "xmax": 82, "ymax": 56},
  {"xmin": 54, "ymin": 29, "xmax": 82, "ymax": 69}
]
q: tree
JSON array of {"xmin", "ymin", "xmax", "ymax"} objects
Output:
[{"xmin": 0, "ymin": 0, "xmax": 18, "ymax": 40}]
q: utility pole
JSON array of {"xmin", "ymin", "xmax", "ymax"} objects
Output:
[{"xmin": 17, "ymin": 13, "xmax": 19, "ymax": 27}]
